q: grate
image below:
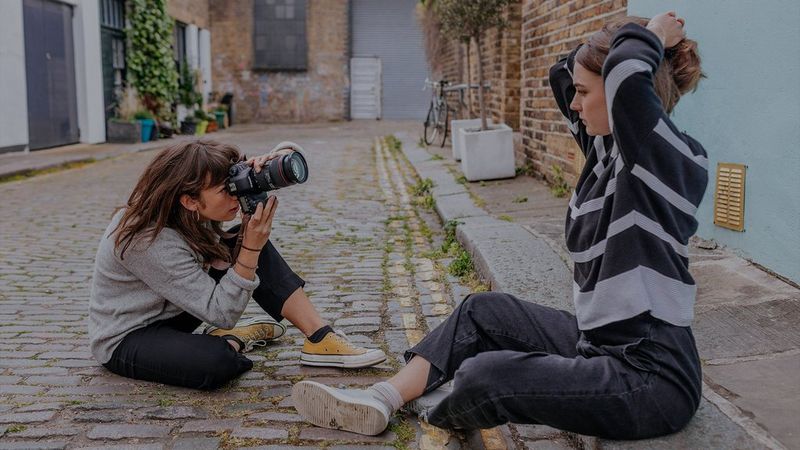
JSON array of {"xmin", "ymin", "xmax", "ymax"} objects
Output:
[{"xmin": 713, "ymin": 163, "xmax": 746, "ymax": 231}]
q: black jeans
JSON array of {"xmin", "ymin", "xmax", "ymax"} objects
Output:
[
  {"xmin": 406, "ymin": 292, "xmax": 702, "ymax": 440},
  {"xmin": 104, "ymin": 229, "xmax": 304, "ymax": 390}
]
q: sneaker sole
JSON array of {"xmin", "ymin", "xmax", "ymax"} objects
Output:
[
  {"xmin": 300, "ymin": 350, "xmax": 386, "ymax": 369},
  {"xmin": 292, "ymin": 381, "xmax": 389, "ymax": 436},
  {"xmin": 203, "ymin": 317, "xmax": 287, "ymax": 340}
]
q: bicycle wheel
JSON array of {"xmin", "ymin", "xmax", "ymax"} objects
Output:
[
  {"xmin": 423, "ymin": 103, "xmax": 439, "ymax": 146},
  {"xmin": 438, "ymin": 103, "xmax": 449, "ymax": 147}
]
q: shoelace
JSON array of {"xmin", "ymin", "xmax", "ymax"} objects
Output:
[{"xmin": 331, "ymin": 329, "xmax": 358, "ymax": 350}]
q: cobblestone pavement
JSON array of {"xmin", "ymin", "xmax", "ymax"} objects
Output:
[{"xmin": 0, "ymin": 122, "xmax": 574, "ymax": 449}]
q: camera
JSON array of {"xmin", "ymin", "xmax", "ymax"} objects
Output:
[{"xmin": 226, "ymin": 150, "xmax": 309, "ymax": 215}]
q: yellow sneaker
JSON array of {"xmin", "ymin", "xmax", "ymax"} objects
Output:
[
  {"xmin": 301, "ymin": 330, "xmax": 386, "ymax": 368},
  {"xmin": 203, "ymin": 316, "xmax": 286, "ymax": 353}
]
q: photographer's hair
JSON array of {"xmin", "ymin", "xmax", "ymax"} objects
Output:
[
  {"xmin": 113, "ymin": 140, "xmax": 243, "ymax": 262},
  {"xmin": 576, "ymin": 16, "xmax": 704, "ymax": 114}
]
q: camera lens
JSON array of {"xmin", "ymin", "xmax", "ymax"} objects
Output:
[
  {"xmin": 257, "ymin": 150, "xmax": 308, "ymax": 190},
  {"xmin": 287, "ymin": 152, "xmax": 307, "ymax": 183}
]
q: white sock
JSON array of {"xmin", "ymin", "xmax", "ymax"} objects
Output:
[{"xmin": 368, "ymin": 381, "xmax": 404, "ymax": 412}]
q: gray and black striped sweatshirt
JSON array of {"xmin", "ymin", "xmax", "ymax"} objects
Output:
[{"xmin": 549, "ymin": 23, "xmax": 709, "ymax": 330}]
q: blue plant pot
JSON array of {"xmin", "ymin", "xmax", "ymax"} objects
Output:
[{"xmin": 138, "ymin": 119, "xmax": 155, "ymax": 143}]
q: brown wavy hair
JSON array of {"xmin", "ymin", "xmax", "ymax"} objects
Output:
[
  {"xmin": 576, "ymin": 16, "xmax": 704, "ymax": 114},
  {"xmin": 113, "ymin": 140, "xmax": 243, "ymax": 262}
]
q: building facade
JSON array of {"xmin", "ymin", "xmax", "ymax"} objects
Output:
[{"xmin": 0, "ymin": 0, "xmax": 213, "ymax": 154}]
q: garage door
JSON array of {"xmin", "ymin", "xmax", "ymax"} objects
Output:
[{"xmin": 351, "ymin": 0, "xmax": 429, "ymax": 120}]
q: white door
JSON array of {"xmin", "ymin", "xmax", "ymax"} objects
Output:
[{"xmin": 350, "ymin": 57, "xmax": 381, "ymax": 119}]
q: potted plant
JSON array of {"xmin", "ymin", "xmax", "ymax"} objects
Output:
[
  {"xmin": 206, "ymin": 112, "xmax": 218, "ymax": 133},
  {"xmin": 180, "ymin": 116, "xmax": 197, "ymax": 135},
  {"xmin": 107, "ymin": 86, "xmax": 142, "ymax": 143},
  {"xmin": 213, "ymin": 106, "xmax": 227, "ymax": 129},
  {"xmin": 177, "ymin": 61, "xmax": 203, "ymax": 124},
  {"xmin": 194, "ymin": 109, "xmax": 209, "ymax": 136},
  {"xmin": 134, "ymin": 110, "xmax": 156, "ymax": 143},
  {"xmin": 438, "ymin": 0, "xmax": 515, "ymax": 181}
]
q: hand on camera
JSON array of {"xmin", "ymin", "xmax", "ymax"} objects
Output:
[
  {"xmin": 647, "ymin": 11, "xmax": 685, "ymax": 49},
  {"xmin": 242, "ymin": 196, "xmax": 278, "ymax": 250},
  {"xmin": 247, "ymin": 149, "xmax": 294, "ymax": 174}
]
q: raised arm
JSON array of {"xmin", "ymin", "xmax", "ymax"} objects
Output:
[{"xmin": 549, "ymin": 45, "xmax": 593, "ymax": 156}]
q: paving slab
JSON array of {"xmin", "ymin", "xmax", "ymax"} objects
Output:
[{"xmin": 704, "ymin": 352, "xmax": 800, "ymax": 449}]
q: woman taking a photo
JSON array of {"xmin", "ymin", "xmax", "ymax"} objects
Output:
[
  {"xmin": 291, "ymin": 11, "xmax": 709, "ymax": 440},
  {"xmin": 89, "ymin": 140, "xmax": 385, "ymax": 390}
]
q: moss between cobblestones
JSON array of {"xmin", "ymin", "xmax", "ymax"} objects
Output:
[
  {"xmin": 0, "ymin": 158, "xmax": 97, "ymax": 184},
  {"xmin": 388, "ymin": 416, "xmax": 415, "ymax": 449},
  {"xmin": 6, "ymin": 424, "xmax": 26, "ymax": 434}
]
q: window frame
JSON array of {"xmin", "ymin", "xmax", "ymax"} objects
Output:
[{"xmin": 252, "ymin": 0, "xmax": 308, "ymax": 71}]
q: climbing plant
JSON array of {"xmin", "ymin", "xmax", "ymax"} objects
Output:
[{"xmin": 126, "ymin": 0, "xmax": 179, "ymax": 114}]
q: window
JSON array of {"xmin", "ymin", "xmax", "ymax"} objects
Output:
[
  {"xmin": 100, "ymin": 0, "xmax": 125, "ymax": 30},
  {"xmin": 253, "ymin": 0, "xmax": 307, "ymax": 71},
  {"xmin": 173, "ymin": 21, "xmax": 187, "ymax": 68}
]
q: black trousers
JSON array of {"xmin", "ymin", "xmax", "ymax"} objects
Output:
[
  {"xmin": 406, "ymin": 292, "xmax": 702, "ymax": 440},
  {"xmin": 104, "ymin": 230, "xmax": 304, "ymax": 390}
]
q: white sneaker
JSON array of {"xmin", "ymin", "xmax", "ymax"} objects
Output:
[
  {"xmin": 292, "ymin": 380, "xmax": 391, "ymax": 436},
  {"xmin": 403, "ymin": 382, "xmax": 453, "ymax": 422}
]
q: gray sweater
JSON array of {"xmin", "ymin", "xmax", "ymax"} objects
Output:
[{"xmin": 89, "ymin": 210, "xmax": 260, "ymax": 364}]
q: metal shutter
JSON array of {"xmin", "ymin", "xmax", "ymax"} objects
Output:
[{"xmin": 351, "ymin": 0, "xmax": 429, "ymax": 119}]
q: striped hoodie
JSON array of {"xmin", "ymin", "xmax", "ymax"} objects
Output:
[{"xmin": 549, "ymin": 23, "xmax": 709, "ymax": 331}]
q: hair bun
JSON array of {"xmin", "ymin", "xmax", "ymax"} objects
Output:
[{"xmin": 667, "ymin": 38, "xmax": 704, "ymax": 94}]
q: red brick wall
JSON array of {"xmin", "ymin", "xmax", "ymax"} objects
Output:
[
  {"xmin": 167, "ymin": 0, "xmax": 209, "ymax": 28},
  {"xmin": 520, "ymin": 0, "xmax": 627, "ymax": 184},
  {"xmin": 209, "ymin": 0, "xmax": 349, "ymax": 123}
]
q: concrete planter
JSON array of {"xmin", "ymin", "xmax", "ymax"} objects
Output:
[
  {"xmin": 450, "ymin": 118, "xmax": 491, "ymax": 161},
  {"xmin": 460, "ymin": 123, "xmax": 516, "ymax": 181},
  {"xmin": 106, "ymin": 120, "xmax": 141, "ymax": 143}
]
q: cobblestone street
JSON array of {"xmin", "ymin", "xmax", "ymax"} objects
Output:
[{"xmin": 0, "ymin": 122, "xmax": 571, "ymax": 449}]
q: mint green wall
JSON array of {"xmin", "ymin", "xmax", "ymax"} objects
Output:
[{"xmin": 627, "ymin": 0, "xmax": 800, "ymax": 283}]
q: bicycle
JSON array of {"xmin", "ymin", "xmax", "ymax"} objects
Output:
[{"xmin": 422, "ymin": 78, "xmax": 450, "ymax": 147}]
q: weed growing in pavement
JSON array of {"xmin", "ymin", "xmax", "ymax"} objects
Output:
[
  {"xmin": 513, "ymin": 195, "xmax": 528, "ymax": 203},
  {"xmin": 417, "ymin": 136, "xmax": 428, "ymax": 148},
  {"xmin": 550, "ymin": 164, "xmax": 571, "ymax": 198},
  {"xmin": 389, "ymin": 417, "xmax": 415, "ymax": 450},
  {"xmin": 499, "ymin": 215, "xmax": 514, "ymax": 222},
  {"xmin": 6, "ymin": 425, "xmax": 26, "ymax": 434},
  {"xmin": 385, "ymin": 135, "xmax": 402, "ymax": 152},
  {"xmin": 448, "ymin": 248, "xmax": 474, "ymax": 278},
  {"xmin": 516, "ymin": 160, "xmax": 535, "ymax": 177},
  {"xmin": 411, "ymin": 178, "xmax": 436, "ymax": 210},
  {"xmin": 429, "ymin": 154, "xmax": 444, "ymax": 161}
]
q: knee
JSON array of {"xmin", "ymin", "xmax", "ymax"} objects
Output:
[
  {"xmin": 460, "ymin": 291, "xmax": 514, "ymax": 315},
  {"xmin": 452, "ymin": 352, "xmax": 510, "ymax": 397},
  {"xmin": 196, "ymin": 346, "xmax": 252, "ymax": 390}
]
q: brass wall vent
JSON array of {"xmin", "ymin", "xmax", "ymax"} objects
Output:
[{"xmin": 713, "ymin": 163, "xmax": 746, "ymax": 231}]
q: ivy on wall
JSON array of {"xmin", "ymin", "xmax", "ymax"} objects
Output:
[{"xmin": 126, "ymin": 0, "xmax": 179, "ymax": 114}]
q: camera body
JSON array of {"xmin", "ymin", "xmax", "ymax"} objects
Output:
[{"xmin": 226, "ymin": 150, "xmax": 308, "ymax": 215}]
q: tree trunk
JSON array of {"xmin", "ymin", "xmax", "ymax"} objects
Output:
[
  {"xmin": 475, "ymin": 35, "xmax": 488, "ymax": 131},
  {"xmin": 465, "ymin": 41, "xmax": 473, "ymax": 118}
]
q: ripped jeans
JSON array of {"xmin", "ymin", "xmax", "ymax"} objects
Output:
[{"xmin": 405, "ymin": 292, "xmax": 702, "ymax": 440}]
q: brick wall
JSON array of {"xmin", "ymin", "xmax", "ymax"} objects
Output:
[
  {"xmin": 520, "ymin": 0, "xmax": 626, "ymax": 184},
  {"xmin": 209, "ymin": 0, "xmax": 349, "ymax": 123},
  {"xmin": 167, "ymin": 0, "xmax": 209, "ymax": 28}
]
